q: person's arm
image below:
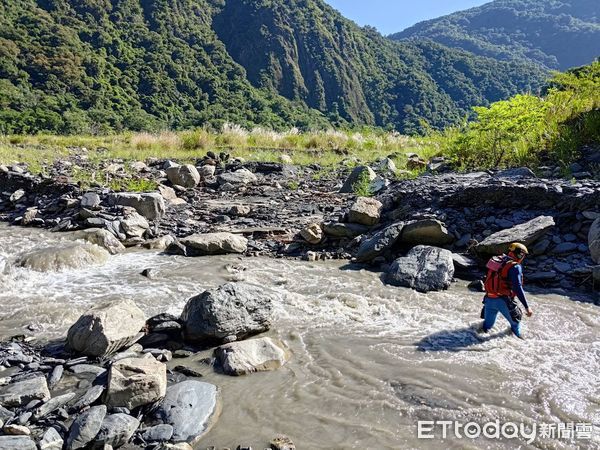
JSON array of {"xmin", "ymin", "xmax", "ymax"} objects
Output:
[{"xmin": 509, "ymin": 265, "xmax": 531, "ymax": 314}]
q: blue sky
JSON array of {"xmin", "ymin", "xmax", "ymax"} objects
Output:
[{"xmin": 324, "ymin": 0, "xmax": 490, "ymax": 35}]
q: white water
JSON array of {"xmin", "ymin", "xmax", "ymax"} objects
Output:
[{"xmin": 0, "ymin": 223, "xmax": 599, "ymax": 449}]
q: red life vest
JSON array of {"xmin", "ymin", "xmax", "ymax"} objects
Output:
[{"xmin": 484, "ymin": 255, "xmax": 520, "ymax": 298}]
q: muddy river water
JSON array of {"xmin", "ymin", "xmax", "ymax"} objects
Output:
[{"xmin": 0, "ymin": 223, "xmax": 598, "ymax": 449}]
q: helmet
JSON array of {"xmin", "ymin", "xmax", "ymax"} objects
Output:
[{"xmin": 508, "ymin": 242, "xmax": 529, "ymax": 255}]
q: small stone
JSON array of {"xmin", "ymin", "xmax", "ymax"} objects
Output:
[
  {"xmin": 141, "ymin": 424, "xmax": 174, "ymax": 443},
  {"xmin": 348, "ymin": 197, "xmax": 382, "ymax": 226},
  {"xmin": 39, "ymin": 427, "xmax": 63, "ymax": 450},
  {"xmin": 299, "ymin": 223, "xmax": 322, "ymax": 245},
  {"xmin": 270, "ymin": 435, "xmax": 296, "ymax": 450}
]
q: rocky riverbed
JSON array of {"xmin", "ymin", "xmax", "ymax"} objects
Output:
[{"xmin": 0, "ymin": 148, "xmax": 599, "ymax": 448}]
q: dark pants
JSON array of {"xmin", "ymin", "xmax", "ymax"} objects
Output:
[{"xmin": 482, "ymin": 297, "xmax": 521, "ymax": 337}]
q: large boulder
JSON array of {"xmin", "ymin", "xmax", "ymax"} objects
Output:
[
  {"xmin": 348, "ymin": 197, "xmax": 382, "ymax": 226},
  {"xmin": 0, "ymin": 377, "xmax": 50, "ymax": 408},
  {"xmin": 16, "ymin": 243, "xmax": 109, "ymax": 272},
  {"xmin": 0, "ymin": 436, "xmax": 36, "ymax": 450},
  {"xmin": 67, "ymin": 299, "xmax": 145, "ymax": 357},
  {"xmin": 355, "ymin": 223, "xmax": 404, "ymax": 262},
  {"xmin": 181, "ymin": 283, "xmax": 273, "ymax": 342},
  {"xmin": 215, "ymin": 337, "xmax": 290, "ymax": 376},
  {"xmin": 93, "ymin": 413, "xmax": 140, "ymax": 448},
  {"xmin": 589, "ymin": 217, "xmax": 600, "ymax": 263},
  {"xmin": 108, "ymin": 192, "xmax": 165, "ymax": 221},
  {"xmin": 105, "ymin": 357, "xmax": 167, "ymax": 409},
  {"xmin": 401, "ymin": 219, "xmax": 454, "ymax": 246},
  {"xmin": 217, "ymin": 169, "xmax": 257, "ymax": 185},
  {"xmin": 72, "ymin": 228, "xmax": 125, "ymax": 255},
  {"xmin": 154, "ymin": 381, "xmax": 219, "ymax": 443},
  {"xmin": 475, "ymin": 216, "xmax": 555, "ymax": 255},
  {"xmin": 386, "ymin": 246, "xmax": 454, "ymax": 292},
  {"xmin": 339, "ymin": 166, "xmax": 376, "ymax": 193},
  {"xmin": 166, "ymin": 165, "xmax": 201, "ymax": 189},
  {"xmin": 66, "ymin": 405, "xmax": 107, "ymax": 450},
  {"xmin": 177, "ymin": 233, "xmax": 247, "ymax": 256}
]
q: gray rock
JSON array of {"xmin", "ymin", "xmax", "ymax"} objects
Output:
[
  {"xmin": 475, "ymin": 216, "xmax": 555, "ymax": 255},
  {"xmin": 143, "ymin": 235, "xmax": 176, "ymax": 250},
  {"xmin": 178, "ymin": 233, "xmax": 247, "ymax": 256},
  {"xmin": 10, "ymin": 189, "xmax": 26, "ymax": 203},
  {"xmin": 181, "ymin": 283, "xmax": 273, "ymax": 342},
  {"xmin": 67, "ymin": 405, "xmax": 107, "ymax": 450},
  {"xmin": 374, "ymin": 158, "xmax": 396, "ymax": 174},
  {"xmin": 16, "ymin": 243, "xmax": 109, "ymax": 272},
  {"xmin": 81, "ymin": 192, "xmax": 101, "ymax": 209},
  {"xmin": 339, "ymin": 166, "xmax": 376, "ymax": 193},
  {"xmin": 166, "ymin": 165, "xmax": 201, "ymax": 189},
  {"xmin": 72, "ymin": 385, "xmax": 105, "ymax": 411},
  {"xmin": 348, "ymin": 197, "xmax": 382, "ymax": 226},
  {"xmin": 217, "ymin": 169, "xmax": 257, "ymax": 185},
  {"xmin": 32, "ymin": 392, "xmax": 76, "ymax": 420},
  {"xmin": 119, "ymin": 209, "xmax": 149, "ymax": 239},
  {"xmin": 551, "ymin": 242, "xmax": 578, "ymax": 254},
  {"xmin": 270, "ymin": 435, "xmax": 296, "ymax": 450},
  {"xmin": 39, "ymin": 428, "xmax": 63, "ymax": 450},
  {"xmin": 141, "ymin": 424, "xmax": 174, "ymax": 443},
  {"xmin": 299, "ymin": 223, "xmax": 322, "ymax": 245},
  {"xmin": 105, "ymin": 357, "xmax": 167, "ymax": 410},
  {"xmin": 0, "ymin": 377, "xmax": 50, "ymax": 408},
  {"xmin": 589, "ymin": 218, "xmax": 600, "ymax": 263},
  {"xmin": 322, "ymin": 222, "xmax": 368, "ymax": 238},
  {"xmin": 154, "ymin": 380, "xmax": 219, "ymax": 443},
  {"xmin": 69, "ymin": 364, "xmax": 106, "ymax": 376},
  {"xmin": 198, "ymin": 165, "xmax": 216, "ymax": 179},
  {"xmin": 109, "ymin": 192, "xmax": 165, "ymax": 221},
  {"xmin": 528, "ymin": 271, "xmax": 557, "ymax": 281},
  {"xmin": 67, "ymin": 299, "xmax": 145, "ymax": 357},
  {"xmin": 401, "ymin": 219, "xmax": 454, "ymax": 246},
  {"xmin": 92, "ymin": 413, "xmax": 139, "ymax": 448},
  {"xmin": 73, "ymin": 229, "xmax": 125, "ymax": 255},
  {"xmin": 553, "ymin": 262, "xmax": 572, "ymax": 273},
  {"xmin": 531, "ymin": 239, "xmax": 551, "ymax": 255},
  {"xmin": 355, "ymin": 223, "xmax": 404, "ymax": 262},
  {"xmin": 215, "ymin": 337, "xmax": 290, "ymax": 376},
  {"xmin": 0, "ymin": 436, "xmax": 36, "ymax": 450},
  {"xmin": 386, "ymin": 246, "xmax": 454, "ymax": 292}
]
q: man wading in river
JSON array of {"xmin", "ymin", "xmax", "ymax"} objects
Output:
[{"xmin": 480, "ymin": 243, "xmax": 533, "ymax": 339}]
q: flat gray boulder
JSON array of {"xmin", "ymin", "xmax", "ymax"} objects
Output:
[
  {"xmin": 166, "ymin": 164, "xmax": 201, "ymax": 189},
  {"xmin": 217, "ymin": 168, "xmax": 257, "ymax": 185},
  {"xmin": 105, "ymin": 357, "xmax": 167, "ymax": 409},
  {"xmin": 0, "ymin": 436, "xmax": 36, "ymax": 450},
  {"xmin": 119, "ymin": 209, "xmax": 150, "ymax": 238},
  {"xmin": 67, "ymin": 299, "xmax": 145, "ymax": 357},
  {"xmin": 386, "ymin": 245, "xmax": 454, "ymax": 292},
  {"xmin": 0, "ymin": 377, "xmax": 50, "ymax": 408},
  {"xmin": 589, "ymin": 217, "xmax": 600, "ymax": 263},
  {"xmin": 16, "ymin": 243, "xmax": 109, "ymax": 272},
  {"xmin": 475, "ymin": 215, "xmax": 555, "ymax": 255},
  {"xmin": 154, "ymin": 380, "xmax": 219, "ymax": 443},
  {"xmin": 72, "ymin": 228, "xmax": 125, "ymax": 255},
  {"xmin": 93, "ymin": 413, "xmax": 139, "ymax": 448},
  {"xmin": 181, "ymin": 283, "xmax": 273, "ymax": 342},
  {"xmin": 66, "ymin": 405, "xmax": 107, "ymax": 450},
  {"xmin": 178, "ymin": 233, "xmax": 247, "ymax": 256},
  {"xmin": 401, "ymin": 219, "xmax": 454, "ymax": 246},
  {"xmin": 356, "ymin": 223, "xmax": 404, "ymax": 262},
  {"xmin": 322, "ymin": 221, "xmax": 368, "ymax": 238},
  {"xmin": 39, "ymin": 427, "xmax": 63, "ymax": 450},
  {"xmin": 215, "ymin": 337, "xmax": 290, "ymax": 376},
  {"xmin": 108, "ymin": 192, "xmax": 165, "ymax": 221}
]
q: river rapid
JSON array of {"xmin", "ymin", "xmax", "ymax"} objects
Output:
[{"xmin": 0, "ymin": 223, "xmax": 598, "ymax": 449}]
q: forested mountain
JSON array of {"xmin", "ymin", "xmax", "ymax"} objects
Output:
[
  {"xmin": 0, "ymin": 0, "xmax": 547, "ymax": 134},
  {"xmin": 391, "ymin": 0, "xmax": 600, "ymax": 71}
]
